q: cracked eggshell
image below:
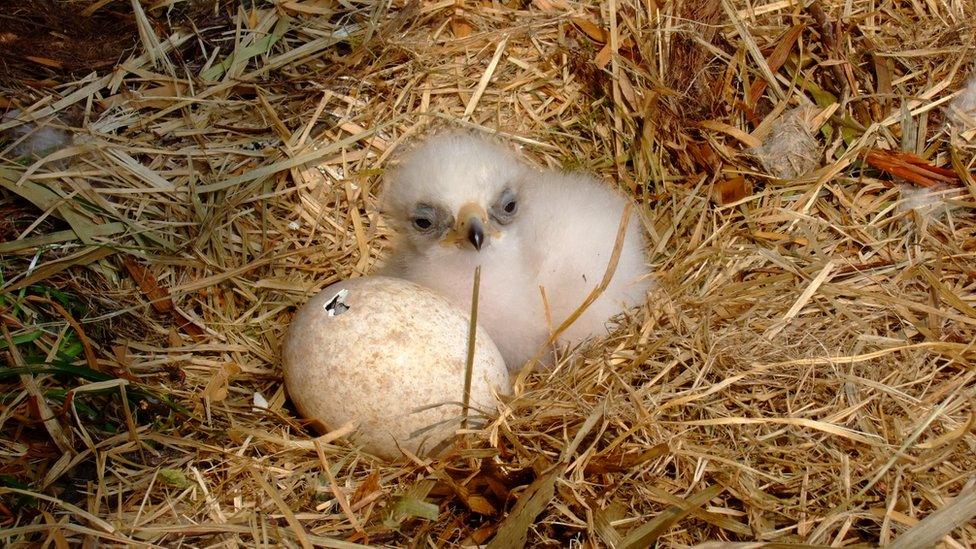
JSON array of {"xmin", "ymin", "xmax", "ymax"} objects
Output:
[{"xmin": 282, "ymin": 276, "xmax": 510, "ymax": 459}]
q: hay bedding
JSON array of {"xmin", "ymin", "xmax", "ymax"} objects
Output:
[{"xmin": 1, "ymin": 0, "xmax": 975, "ymax": 546}]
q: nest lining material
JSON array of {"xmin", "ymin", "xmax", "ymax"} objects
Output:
[{"xmin": 1, "ymin": 0, "xmax": 976, "ymax": 547}]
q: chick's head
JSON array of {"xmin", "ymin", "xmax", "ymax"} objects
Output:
[{"xmin": 381, "ymin": 131, "xmax": 529, "ymax": 257}]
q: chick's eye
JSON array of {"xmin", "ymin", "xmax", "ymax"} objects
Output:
[
  {"xmin": 491, "ymin": 190, "xmax": 519, "ymax": 225},
  {"xmin": 413, "ymin": 217, "xmax": 433, "ymax": 230}
]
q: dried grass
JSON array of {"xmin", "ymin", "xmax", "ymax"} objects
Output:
[{"xmin": 2, "ymin": 0, "xmax": 976, "ymax": 546}]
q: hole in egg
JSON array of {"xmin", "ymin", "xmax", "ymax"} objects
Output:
[{"xmin": 324, "ymin": 289, "xmax": 350, "ymax": 316}]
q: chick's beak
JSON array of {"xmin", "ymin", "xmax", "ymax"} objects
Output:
[
  {"xmin": 455, "ymin": 202, "xmax": 488, "ymax": 251},
  {"xmin": 467, "ymin": 218, "xmax": 485, "ymax": 250}
]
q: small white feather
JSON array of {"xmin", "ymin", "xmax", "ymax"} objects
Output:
[
  {"xmin": 252, "ymin": 392, "xmax": 269, "ymax": 411},
  {"xmin": 1, "ymin": 110, "xmax": 73, "ymax": 160},
  {"xmin": 947, "ymin": 74, "xmax": 976, "ymax": 132},
  {"xmin": 896, "ymin": 184, "xmax": 953, "ymax": 221}
]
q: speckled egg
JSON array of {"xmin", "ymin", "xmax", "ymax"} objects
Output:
[{"xmin": 282, "ymin": 276, "xmax": 510, "ymax": 459}]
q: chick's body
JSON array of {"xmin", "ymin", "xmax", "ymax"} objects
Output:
[{"xmin": 380, "ymin": 132, "xmax": 650, "ymax": 369}]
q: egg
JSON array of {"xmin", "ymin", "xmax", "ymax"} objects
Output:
[{"xmin": 282, "ymin": 276, "xmax": 511, "ymax": 459}]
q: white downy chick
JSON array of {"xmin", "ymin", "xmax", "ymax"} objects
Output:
[{"xmin": 379, "ymin": 131, "xmax": 651, "ymax": 370}]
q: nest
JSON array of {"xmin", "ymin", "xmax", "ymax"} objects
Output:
[{"xmin": 2, "ymin": 0, "xmax": 976, "ymax": 546}]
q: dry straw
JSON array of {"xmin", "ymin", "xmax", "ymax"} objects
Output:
[{"xmin": 1, "ymin": 0, "xmax": 975, "ymax": 546}]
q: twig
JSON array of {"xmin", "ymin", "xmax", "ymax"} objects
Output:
[{"xmin": 461, "ymin": 265, "xmax": 481, "ymax": 430}]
